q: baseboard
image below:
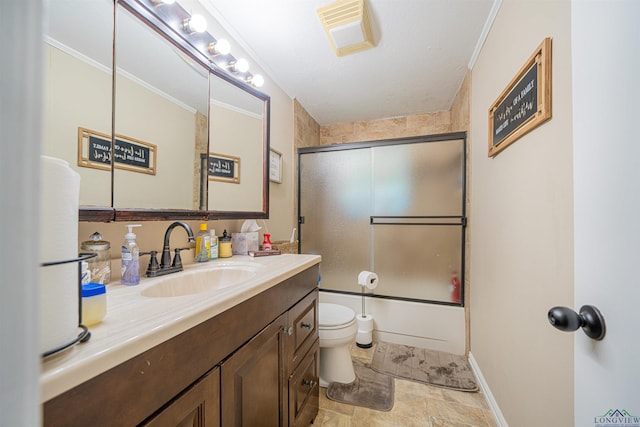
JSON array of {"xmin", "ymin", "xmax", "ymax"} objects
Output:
[{"xmin": 468, "ymin": 352, "xmax": 509, "ymax": 427}]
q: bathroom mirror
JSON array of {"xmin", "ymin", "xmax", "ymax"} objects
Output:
[
  {"xmin": 208, "ymin": 72, "xmax": 269, "ymax": 216},
  {"xmin": 114, "ymin": 4, "xmax": 210, "ymax": 212},
  {"xmin": 43, "ymin": 0, "xmax": 114, "ymax": 220},
  {"xmin": 44, "ymin": 0, "xmax": 271, "ymax": 221}
]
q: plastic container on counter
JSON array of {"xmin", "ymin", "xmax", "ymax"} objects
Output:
[{"xmin": 81, "ymin": 283, "xmax": 106, "ymax": 326}]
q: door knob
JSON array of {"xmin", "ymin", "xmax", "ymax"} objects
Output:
[{"xmin": 547, "ymin": 305, "xmax": 606, "ymax": 340}]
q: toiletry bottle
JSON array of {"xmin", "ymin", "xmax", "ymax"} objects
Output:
[
  {"xmin": 262, "ymin": 233, "xmax": 272, "ymax": 250},
  {"xmin": 209, "ymin": 228, "xmax": 219, "ymax": 260},
  {"xmin": 219, "ymin": 229, "xmax": 232, "ymax": 258},
  {"xmin": 121, "ymin": 224, "xmax": 141, "ymax": 286},
  {"xmin": 195, "ymin": 223, "xmax": 211, "ymax": 262}
]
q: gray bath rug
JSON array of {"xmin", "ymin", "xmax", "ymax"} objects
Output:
[
  {"xmin": 326, "ymin": 360, "xmax": 395, "ymax": 412},
  {"xmin": 371, "ymin": 341, "xmax": 478, "ymax": 392}
]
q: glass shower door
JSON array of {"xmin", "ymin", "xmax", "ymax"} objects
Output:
[
  {"xmin": 299, "ymin": 148, "xmax": 372, "ymax": 292},
  {"xmin": 299, "ymin": 135, "xmax": 466, "ymax": 305}
]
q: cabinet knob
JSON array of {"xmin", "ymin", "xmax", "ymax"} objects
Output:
[
  {"xmin": 300, "ymin": 322, "xmax": 312, "ymax": 329},
  {"xmin": 302, "ymin": 379, "xmax": 316, "ymax": 389},
  {"xmin": 284, "ymin": 327, "xmax": 293, "ymax": 336}
]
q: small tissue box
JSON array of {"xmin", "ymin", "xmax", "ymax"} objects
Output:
[{"xmin": 232, "ymin": 232, "xmax": 259, "ymax": 255}]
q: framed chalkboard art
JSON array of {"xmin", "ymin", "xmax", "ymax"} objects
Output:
[
  {"xmin": 488, "ymin": 37, "xmax": 552, "ymax": 157},
  {"xmin": 78, "ymin": 127, "xmax": 157, "ymax": 175},
  {"xmin": 208, "ymin": 152, "xmax": 240, "ymax": 183}
]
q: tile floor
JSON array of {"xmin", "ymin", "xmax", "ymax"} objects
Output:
[{"xmin": 313, "ymin": 342, "xmax": 498, "ymax": 427}]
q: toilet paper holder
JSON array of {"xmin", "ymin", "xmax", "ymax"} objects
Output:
[
  {"xmin": 356, "ymin": 271, "xmax": 378, "ymax": 348},
  {"xmin": 40, "ymin": 252, "xmax": 96, "ymax": 358}
]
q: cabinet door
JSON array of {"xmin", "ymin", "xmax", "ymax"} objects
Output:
[
  {"xmin": 221, "ymin": 313, "xmax": 287, "ymax": 426},
  {"xmin": 140, "ymin": 368, "xmax": 220, "ymax": 427},
  {"xmin": 288, "ymin": 341, "xmax": 319, "ymax": 427},
  {"xmin": 287, "ymin": 289, "xmax": 318, "ymax": 370}
]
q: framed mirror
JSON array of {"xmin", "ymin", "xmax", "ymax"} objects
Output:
[
  {"xmin": 43, "ymin": 0, "xmax": 115, "ymax": 221},
  {"xmin": 45, "ymin": 0, "xmax": 271, "ymax": 221}
]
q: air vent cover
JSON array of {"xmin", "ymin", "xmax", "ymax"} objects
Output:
[{"xmin": 317, "ymin": 0, "xmax": 374, "ymax": 56}]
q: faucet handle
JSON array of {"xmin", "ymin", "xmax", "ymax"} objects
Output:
[
  {"xmin": 172, "ymin": 247, "xmax": 190, "ymax": 269},
  {"xmin": 140, "ymin": 250, "xmax": 160, "ymax": 277}
]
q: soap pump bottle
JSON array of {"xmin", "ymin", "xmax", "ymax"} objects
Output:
[{"xmin": 121, "ymin": 224, "xmax": 141, "ymax": 286}]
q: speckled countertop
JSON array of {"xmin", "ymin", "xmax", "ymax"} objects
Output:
[{"xmin": 40, "ymin": 254, "xmax": 321, "ymax": 403}]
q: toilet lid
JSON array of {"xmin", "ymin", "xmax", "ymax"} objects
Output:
[{"xmin": 319, "ymin": 303, "xmax": 356, "ymax": 327}]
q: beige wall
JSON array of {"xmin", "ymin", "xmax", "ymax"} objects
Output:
[{"xmin": 469, "ymin": 1, "xmax": 574, "ymax": 425}]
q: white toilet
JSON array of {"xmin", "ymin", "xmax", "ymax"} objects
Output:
[{"xmin": 318, "ymin": 303, "xmax": 358, "ymax": 387}]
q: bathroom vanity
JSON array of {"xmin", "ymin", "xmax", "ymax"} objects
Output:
[{"xmin": 41, "ymin": 255, "xmax": 320, "ymax": 426}]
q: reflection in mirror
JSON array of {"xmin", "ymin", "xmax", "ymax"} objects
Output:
[
  {"xmin": 43, "ymin": 0, "xmax": 113, "ymax": 208},
  {"xmin": 114, "ymin": 5, "xmax": 210, "ymax": 210},
  {"xmin": 208, "ymin": 76, "xmax": 267, "ymax": 213}
]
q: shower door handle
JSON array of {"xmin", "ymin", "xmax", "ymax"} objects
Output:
[{"xmin": 547, "ymin": 305, "xmax": 606, "ymax": 340}]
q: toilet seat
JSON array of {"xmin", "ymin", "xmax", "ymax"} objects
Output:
[{"xmin": 319, "ymin": 303, "xmax": 355, "ymax": 328}]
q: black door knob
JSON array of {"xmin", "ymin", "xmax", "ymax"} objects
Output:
[{"xmin": 548, "ymin": 305, "xmax": 606, "ymax": 340}]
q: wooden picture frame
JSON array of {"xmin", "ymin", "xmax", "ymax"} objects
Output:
[
  {"xmin": 78, "ymin": 127, "xmax": 157, "ymax": 175},
  {"xmin": 208, "ymin": 152, "xmax": 240, "ymax": 183},
  {"xmin": 488, "ymin": 37, "xmax": 552, "ymax": 157},
  {"xmin": 269, "ymin": 148, "xmax": 282, "ymax": 183}
]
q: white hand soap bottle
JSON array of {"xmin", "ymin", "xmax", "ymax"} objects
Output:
[{"xmin": 121, "ymin": 224, "xmax": 141, "ymax": 286}]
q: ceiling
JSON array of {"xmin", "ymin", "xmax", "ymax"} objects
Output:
[{"xmin": 199, "ymin": 0, "xmax": 498, "ymax": 126}]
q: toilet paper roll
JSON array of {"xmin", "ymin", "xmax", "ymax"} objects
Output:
[
  {"xmin": 39, "ymin": 156, "xmax": 81, "ymax": 354},
  {"xmin": 356, "ymin": 314, "xmax": 374, "ymax": 347},
  {"xmin": 357, "ymin": 271, "xmax": 378, "ymax": 290},
  {"xmin": 357, "ymin": 314, "xmax": 374, "ymax": 332}
]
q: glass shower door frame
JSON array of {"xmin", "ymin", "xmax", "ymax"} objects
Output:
[{"xmin": 298, "ymin": 132, "xmax": 467, "ymax": 306}]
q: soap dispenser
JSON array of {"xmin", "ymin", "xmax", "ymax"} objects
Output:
[{"xmin": 121, "ymin": 224, "xmax": 141, "ymax": 286}]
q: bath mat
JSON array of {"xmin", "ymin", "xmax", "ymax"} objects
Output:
[
  {"xmin": 326, "ymin": 360, "xmax": 395, "ymax": 412},
  {"xmin": 371, "ymin": 341, "xmax": 478, "ymax": 392}
]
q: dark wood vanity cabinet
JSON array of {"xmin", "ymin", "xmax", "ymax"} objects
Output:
[{"xmin": 43, "ymin": 264, "xmax": 320, "ymax": 427}]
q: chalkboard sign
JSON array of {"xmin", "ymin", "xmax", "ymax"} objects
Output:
[
  {"xmin": 114, "ymin": 138, "xmax": 151, "ymax": 169},
  {"xmin": 78, "ymin": 127, "xmax": 156, "ymax": 175},
  {"xmin": 88, "ymin": 135, "xmax": 111, "ymax": 165},
  {"xmin": 491, "ymin": 63, "xmax": 537, "ymax": 147},
  {"xmin": 488, "ymin": 38, "xmax": 552, "ymax": 157},
  {"xmin": 208, "ymin": 153, "xmax": 240, "ymax": 183}
]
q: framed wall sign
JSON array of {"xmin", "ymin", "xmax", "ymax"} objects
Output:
[
  {"xmin": 269, "ymin": 148, "xmax": 282, "ymax": 183},
  {"xmin": 208, "ymin": 152, "xmax": 240, "ymax": 183},
  {"xmin": 488, "ymin": 37, "xmax": 552, "ymax": 157},
  {"xmin": 78, "ymin": 127, "xmax": 157, "ymax": 175}
]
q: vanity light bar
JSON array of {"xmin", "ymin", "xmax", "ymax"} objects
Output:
[{"xmin": 141, "ymin": 0, "xmax": 264, "ymax": 88}]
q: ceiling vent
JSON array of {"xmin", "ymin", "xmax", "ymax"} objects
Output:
[{"xmin": 317, "ymin": 0, "xmax": 374, "ymax": 57}]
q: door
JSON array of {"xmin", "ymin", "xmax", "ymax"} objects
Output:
[
  {"xmin": 298, "ymin": 134, "xmax": 466, "ymax": 305},
  {"xmin": 141, "ymin": 369, "xmax": 220, "ymax": 427},
  {"xmin": 572, "ymin": 1, "xmax": 640, "ymax": 425},
  {"xmin": 220, "ymin": 313, "xmax": 287, "ymax": 426}
]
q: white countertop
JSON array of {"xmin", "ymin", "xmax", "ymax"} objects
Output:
[{"xmin": 40, "ymin": 254, "xmax": 320, "ymax": 403}]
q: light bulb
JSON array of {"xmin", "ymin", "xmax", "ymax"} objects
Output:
[
  {"xmin": 229, "ymin": 58, "xmax": 249, "ymax": 73},
  {"xmin": 184, "ymin": 14, "xmax": 207, "ymax": 34},
  {"xmin": 208, "ymin": 39, "xmax": 231, "ymax": 56},
  {"xmin": 248, "ymin": 74, "xmax": 264, "ymax": 88}
]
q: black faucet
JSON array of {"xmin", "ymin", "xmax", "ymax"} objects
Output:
[{"xmin": 143, "ymin": 221, "xmax": 195, "ymax": 278}]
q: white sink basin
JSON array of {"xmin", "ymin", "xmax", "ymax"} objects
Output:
[{"xmin": 141, "ymin": 263, "xmax": 260, "ymax": 297}]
